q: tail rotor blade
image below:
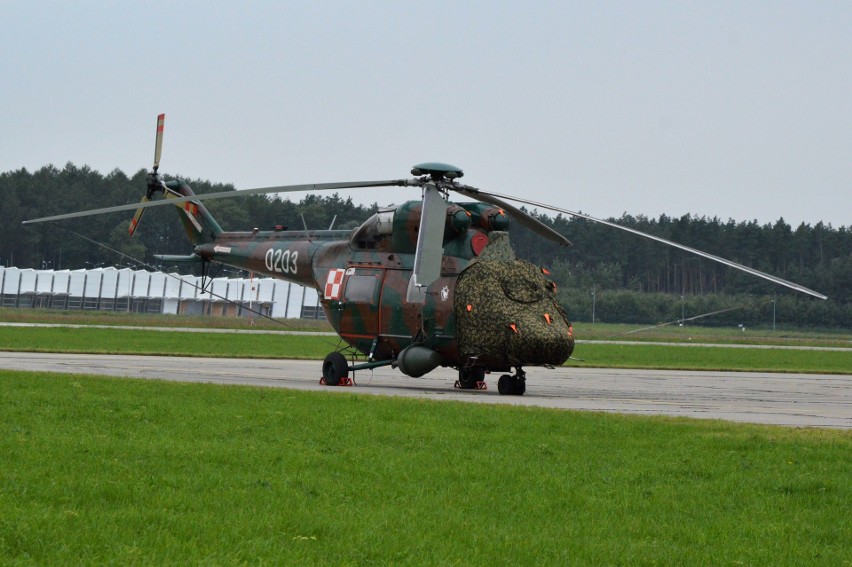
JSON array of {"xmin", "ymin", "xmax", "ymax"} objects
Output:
[
  {"xmin": 128, "ymin": 196, "xmax": 149, "ymax": 236},
  {"xmin": 153, "ymin": 113, "xmax": 165, "ymax": 172}
]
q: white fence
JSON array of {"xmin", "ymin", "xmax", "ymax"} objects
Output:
[{"xmin": 0, "ymin": 267, "xmax": 322, "ymax": 319}]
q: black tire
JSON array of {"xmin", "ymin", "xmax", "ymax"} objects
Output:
[
  {"xmin": 322, "ymin": 352, "xmax": 348, "ymax": 386},
  {"xmin": 498, "ymin": 374, "xmax": 525, "ymax": 396},
  {"xmin": 497, "ymin": 374, "xmax": 513, "ymax": 395},
  {"xmin": 458, "ymin": 367, "xmax": 485, "ymax": 389}
]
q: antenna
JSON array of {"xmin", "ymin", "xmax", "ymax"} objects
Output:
[{"xmin": 301, "ymin": 214, "xmax": 311, "ymax": 241}]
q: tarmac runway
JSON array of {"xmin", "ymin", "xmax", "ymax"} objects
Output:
[{"xmin": 1, "ymin": 352, "xmax": 849, "ymax": 429}]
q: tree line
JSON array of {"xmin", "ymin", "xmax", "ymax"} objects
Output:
[
  {"xmin": 1, "ymin": 164, "xmax": 377, "ymax": 272},
  {"xmin": 508, "ymin": 208, "xmax": 850, "ymax": 328},
  {"xmin": 3, "ymin": 164, "xmax": 849, "ymax": 328}
]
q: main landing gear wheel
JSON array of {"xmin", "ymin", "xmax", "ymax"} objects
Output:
[
  {"xmin": 457, "ymin": 367, "xmax": 485, "ymax": 389},
  {"xmin": 322, "ymin": 352, "xmax": 349, "ymax": 386},
  {"xmin": 497, "ymin": 373, "xmax": 526, "ymax": 396}
]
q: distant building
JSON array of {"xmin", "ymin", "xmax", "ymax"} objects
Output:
[{"xmin": 0, "ymin": 267, "xmax": 323, "ymax": 319}]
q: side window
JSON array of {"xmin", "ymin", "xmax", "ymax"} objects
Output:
[{"xmin": 344, "ymin": 274, "xmax": 379, "ymax": 304}]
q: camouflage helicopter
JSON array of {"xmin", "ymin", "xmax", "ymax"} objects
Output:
[{"xmin": 25, "ymin": 115, "xmax": 827, "ymax": 395}]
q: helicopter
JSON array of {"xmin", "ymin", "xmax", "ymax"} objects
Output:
[{"xmin": 24, "ymin": 114, "xmax": 828, "ymax": 396}]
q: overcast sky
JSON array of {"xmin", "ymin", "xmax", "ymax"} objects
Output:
[{"xmin": 2, "ymin": 1, "xmax": 850, "ymax": 227}]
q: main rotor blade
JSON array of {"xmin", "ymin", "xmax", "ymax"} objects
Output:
[
  {"xmin": 153, "ymin": 114, "xmax": 165, "ymax": 171},
  {"xmin": 474, "ymin": 190, "xmax": 829, "ymax": 300},
  {"xmin": 22, "ymin": 179, "xmax": 412, "ymax": 225},
  {"xmin": 407, "ymin": 183, "xmax": 447, "ymax": 302},
  {"xmin": 453, "ymin": 185, "xmax": 572, "ymax": 247}
]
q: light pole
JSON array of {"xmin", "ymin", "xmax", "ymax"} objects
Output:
[
  {"xmin": 590, "ymin": 285, "xmax": 596, "ymax": 324},
  {"xmin": 771, "ymin": 297, "xmax": 776, "ymax": 331}
]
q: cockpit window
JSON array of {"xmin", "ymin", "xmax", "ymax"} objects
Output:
[{"xmin": 344, "ymin": 274, "xmax": 379, "ymax": 304}]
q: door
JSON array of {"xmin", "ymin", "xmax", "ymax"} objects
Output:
[{"xmin": 339, "ymin": 268, "xmax": 384, "ymax": 341}]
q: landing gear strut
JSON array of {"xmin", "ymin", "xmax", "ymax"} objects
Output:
[
  {"xmin": 497, "ymin": 368, "xmax": 526, "ymax": 396},
  {"xmin": 456, "ymin": 367, "xmax": 486, "ymax": 390}
]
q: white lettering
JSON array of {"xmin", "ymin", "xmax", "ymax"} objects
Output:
[{"xmin": 264, "ymin": 247, "xmax": 299, "ymax": 275}]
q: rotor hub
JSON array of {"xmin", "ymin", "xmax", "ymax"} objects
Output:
[{"xmin": 410, "ymin": 162, "xmax": 464, "ymax": 181}]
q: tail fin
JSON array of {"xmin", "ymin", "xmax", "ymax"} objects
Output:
[
  {"xmin": 162, "ymin": 179, "xmax": 223, "ymax": 246},
  {"xmin": 128, "ymin": 175, "xmax": 223, "ymax": 246}
]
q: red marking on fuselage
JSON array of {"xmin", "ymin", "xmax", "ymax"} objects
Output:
[{"xmin": 470, "ymin": 232, "xmax": 488, "ymax": 256}]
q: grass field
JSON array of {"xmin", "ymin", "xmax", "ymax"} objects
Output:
[
  {"xmin": 2, "ymin": 307, "xmax": 850, "ymax": 346},
  {"xmin": 1, "ymin": 325, "xmax": 850, "ymax": 374},
  {"xmin": 1, "ymin": 309, "xmax": 850, "ymax": 564},
  {"xmin": 1, "ymin": 371, "xmax": 849, "ymax": 565},
  {"xmin": 0, "ymin": 326, "xmax": 340, "ymax": 360},
  {"xmin": 0, "ymin": 308, "xmax": 332, "ymax": 332},
  {"xmin": 572, "ymin": 342, "xmax": 852, "ymax": 374}
]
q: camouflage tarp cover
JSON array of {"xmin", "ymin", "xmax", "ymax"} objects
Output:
[{"xmin": 454, "ymin": 233, "xmax": 574, "ymax": 369}]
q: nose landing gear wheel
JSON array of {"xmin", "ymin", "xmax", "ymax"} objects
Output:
[
  {"xmin": 322, "ymin": 352, "xmax": 349, "ymax": 386},
  {"xmin": 457, "ymin": 367, "xmax": 486, "ymax": 389}
]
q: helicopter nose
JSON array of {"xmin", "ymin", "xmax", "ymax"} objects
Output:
[
  {"xmin": 501, "ymin": 311, "xmax": 575, "ymax": 366},
  {"xmin": 455, "ymin": 258, "xmax": 575, "ymax": 368}
]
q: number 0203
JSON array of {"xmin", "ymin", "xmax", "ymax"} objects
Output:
[{"xmin": 264, "ymin": 248, "xmax": 298, "ymax": 274}]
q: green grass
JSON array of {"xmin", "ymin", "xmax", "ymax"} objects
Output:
[
  {"xmin": 2, "ymin": 307, "xmax": 850, "ymax": 347},
  {"xmin": 1, "ymin": 371, "xmax": 849, "ymax": 565},
  {"xmin": 1, "ymin": 326, "xmax": 850, "ymax": 374},
  {"xmin": 0, "ymin": 326, "xmax": 341, "ymax": 360},
  {"xmin": 572, "ymin": 321, "xmax": 852, "ymax": 348},
  {"xmin": 572, "ymin": 343, "xmax": 852, "ymax": 374},
  {"xmin": 0, "ymin": 307, "xmax": 332, "ymax": 333}
]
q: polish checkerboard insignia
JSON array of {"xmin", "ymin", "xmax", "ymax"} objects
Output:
[{"xmin": 324, "ymin": 269, "xmax": 346, "ymax": 299}]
